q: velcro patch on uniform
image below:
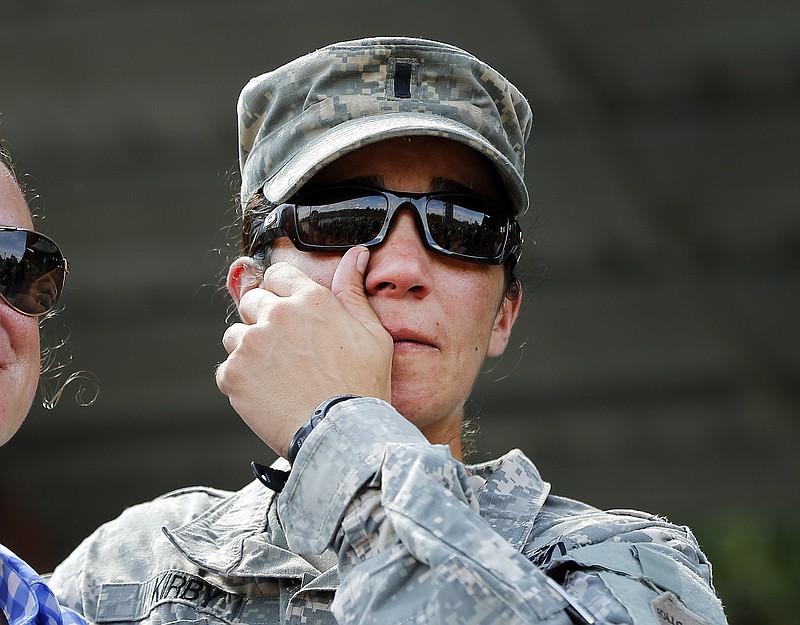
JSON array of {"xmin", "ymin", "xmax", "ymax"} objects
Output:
[
  {"xmin": 635, "ymin": 545, "xmax": 681, "ymax": 595},
  {"xmin": 651, "ymin": 592, "xmax": 709, "ymax": 625},
  {"xmin": 387, "ymin": 58, "xmax": 418, "ymax": 100},
  {"xmin": 96, "ymin": 570, "xmax": 279, "ymax": 624}
]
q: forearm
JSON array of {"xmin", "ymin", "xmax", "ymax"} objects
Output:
[
  {"xmin": 332, "ymin": 444, "xmax": 574, "ymax": 624},
  {"xmin": 278, "ymin": 399, "xmax": 571, "ymax": 624},
  {"xmin": 278, "ymin": 398, "xmax": 727, "ymax": 625}
]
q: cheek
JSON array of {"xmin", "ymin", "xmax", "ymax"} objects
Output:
[
  {"xmin": 0, "ymin": 311, "xmax": 40, "ymax": 443},
  {"xmin": 268, "ymin": 243, "xmax": 342, "ymax": 288},
  {"xmin": 12, "ymin": 315, "xmax": 41, "ymax": 378},
  {"xmin": 436, "ymin": 273, "xmax": 506, "ymax": 366},
  {"xmin": 460, "ymin": 272, "xmax": 506, "ymax": 342},
  {"xmin": 0, "ymin": 307, "xmax": 40, "ymax": 357}
]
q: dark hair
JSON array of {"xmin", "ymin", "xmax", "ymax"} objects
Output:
[
  {"xmin": 241, "ymin": 192, "xmax": 523, "ymax": 302},
  {"xmin": 1, "ymin": 140, "xmax": 98, "ymax": 409}
]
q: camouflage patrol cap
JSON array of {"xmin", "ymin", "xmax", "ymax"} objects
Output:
[{"xmin": 237, "ymin": 36, "xmax": 533, "ymax": 215}]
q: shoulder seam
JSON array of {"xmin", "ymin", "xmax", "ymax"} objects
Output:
[{"xmin": 154, "ymin": 485, "xmax": 233, "ymax": 501}]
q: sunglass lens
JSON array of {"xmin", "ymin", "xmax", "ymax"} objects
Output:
[
  {"xmin": 0, "ymin": 230, "xmax": 65, "ymax": 315},
  {"xmin": 426, "ymin": 198, "xmax": 507, "ymax": 259},
  {"xmin": 296, "ymin": 190, "xmax": 388, "ymax": 247}
]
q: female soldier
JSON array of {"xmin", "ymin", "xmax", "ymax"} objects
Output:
[{"xmin": 49, "ymin": 38, "xmax": 727, "ymax": 625}]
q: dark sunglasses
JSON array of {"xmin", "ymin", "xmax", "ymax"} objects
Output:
[
  {"xmin": 0, "ymin": 227, "xmax": 70, "ymax": 316},
  {"xmin": 248, "ymin": 185, "xmax": 523, "ymax": 265}
]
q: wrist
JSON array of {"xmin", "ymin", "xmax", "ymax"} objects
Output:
[
  {"xmin": 251, "ymin": 394, "xmax": 361, "ymax": 493},
  {"xmin": 287, "ymin": 394, "xmax": 361, "ymax": 464}
]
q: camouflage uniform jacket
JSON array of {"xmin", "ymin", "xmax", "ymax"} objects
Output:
[{"xmin": 48, "ymin": 398, "xmax": 727, "ymax": 625}]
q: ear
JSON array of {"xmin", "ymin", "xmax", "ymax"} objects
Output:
[
  {"xmin": 227, "ymin": 257, "xmax": 263, "ymax": 308},
  {"xmin": 486, "ymin": 290, "xmax": 522, "ymax": 358}
]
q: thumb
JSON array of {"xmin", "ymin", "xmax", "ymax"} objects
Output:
[{"xmin": 331, "ymin": 246, "xmax": 383, "ymax": 334}]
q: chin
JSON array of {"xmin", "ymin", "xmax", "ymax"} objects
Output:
[{"xmin": 391, "ymin": 396, "xmax": 452, "ymax": 433}]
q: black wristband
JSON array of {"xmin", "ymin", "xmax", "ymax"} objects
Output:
[{"xmin": 287, "ymin": 395, "xmax": 360, "ymax": 464}]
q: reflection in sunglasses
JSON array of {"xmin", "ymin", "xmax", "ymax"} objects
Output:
[
  {"xmin": 250, "ymin": 185, "xmax": 522, "ymax": 265},
  {"xmin": 0, "ymin": 227, "xmax": 69, "ymax": 316}
]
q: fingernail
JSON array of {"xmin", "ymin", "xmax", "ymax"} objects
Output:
[{"xmin": 356, "ymin": 248, "xmax": 369, "ymax": 273}]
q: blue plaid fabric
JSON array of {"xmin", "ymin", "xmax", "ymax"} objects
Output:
[{"xmin": 0, "ymin": 544, "xmax": 85, "ymax": 625}]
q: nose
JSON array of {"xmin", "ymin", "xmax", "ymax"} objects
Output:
[{"xmin": 364, "ymin": 209, "xmax": 433, "ymax": 298}]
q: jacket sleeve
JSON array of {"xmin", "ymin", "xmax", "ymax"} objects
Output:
[{"xmin": 278, "ymin": 398, "xmax": 726, "ymax": 625}]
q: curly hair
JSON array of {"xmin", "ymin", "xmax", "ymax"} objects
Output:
[{"xmin": 1, "ymin": 140, "xmax": 98, "ymax": 409}]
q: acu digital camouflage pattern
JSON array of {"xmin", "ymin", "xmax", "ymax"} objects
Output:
[
  {"xmin": 48, "ymin": 399, "xmax": 727, "ymax": 625},
  {"xmin": 46, "ymin": 36, "xmax": 727, "ymax": 625},
  {"xmin": 237, "ymin": 36, "xmax": 533, "ymax": 215}
]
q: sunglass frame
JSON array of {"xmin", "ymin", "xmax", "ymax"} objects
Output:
[{"xmin": 248, "ymin": 185, "xmax": 523, "ymax": 266}]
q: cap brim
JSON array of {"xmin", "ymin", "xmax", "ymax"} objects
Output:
[{"xmin": 258, "ymin": 112, "xmax": 529, "ymax": 215}]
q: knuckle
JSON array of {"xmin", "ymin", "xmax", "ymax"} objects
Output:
[{"xmin": 214, "ymin": 362, "xmax": 229, "ymax": 392}]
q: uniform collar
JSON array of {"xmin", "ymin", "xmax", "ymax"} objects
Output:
[
  {"xmin": 163, "ymin": 450, "xmax": 549, "ymax": 576},
  {"xmin": 163, "ymin": 463, "xmax": 334, "ymax": 580},
  {"xmin": 470, "ymin": 448, "xmax": 551, "ymax": 552}
]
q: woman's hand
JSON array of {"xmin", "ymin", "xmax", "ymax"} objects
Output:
[{"xmin": 216, "ymin": 247, "xmax": 393, "ymax": 458}]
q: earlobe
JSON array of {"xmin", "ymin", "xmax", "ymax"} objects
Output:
[
  {"xmin": 487, "ymin": 291, "xmax": 522, "ymax": 358},
  {"xmin": 227, "ymin": 257, "xmax": 262, "ymax": 307}
]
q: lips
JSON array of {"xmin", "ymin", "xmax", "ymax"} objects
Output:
[{"xmin": 385, "ymin": 326, "xmax": 438, "ymax": 350}]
